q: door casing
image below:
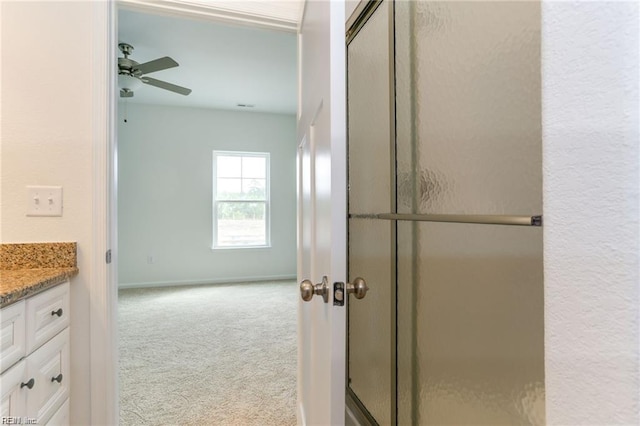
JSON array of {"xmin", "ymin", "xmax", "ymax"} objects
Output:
[{"xmin": 93, "ymin": 1, "xmax": 339, "ymax": 424}]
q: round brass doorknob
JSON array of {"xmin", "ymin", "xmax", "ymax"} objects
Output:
[
  {"xmin": 299, "ymin": 276, "xmax": 330, "ymax": 303},
  {"xmin": 347, "ymin": 277, "xmax": 368, "ymax": 299},
  {"xmin": 300, "ymin": 279, "xmax": 314, "ymax": 302}
]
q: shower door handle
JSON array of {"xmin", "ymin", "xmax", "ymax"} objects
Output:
[
  {"xmin": 333, "ymin": 277, "xmax": 369, "ymax": 306},
  {"xmin": 346, "ymin": 277, "xmax": 369, "ymax": 299}
]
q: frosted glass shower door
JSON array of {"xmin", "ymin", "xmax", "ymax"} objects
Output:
[
  {"xmin": 394, "ymin": 1, "xmax": 545, "ymax": 424},
  {"xmin": 396, "ymin": 222, "xmax": 544, "ymax": 424},
  {"xmin": 347, "ymin": 1, "xmax": 544, "ymax": 424},
  {"xmin": 394, "ymin": 0, "xmax": 542, "ymax": 216}
]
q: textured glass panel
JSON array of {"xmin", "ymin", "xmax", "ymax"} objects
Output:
[
  {"xmin": 396, "ymin": 1, "xmax": 542, "ymax": 215},
  {"xmin": 394, "ymin": 0, "xmax": 417, "ymax": 218},
  {"xmin": 397, "ymin": 221, "xmax": 545, "ymax": 424},
  {"xmin": 348, "ymin": 218, "xmax": 392, "ymax": 424},
  {"xmin": 394, "ymin": 5, "xmax": 415, "ymax": 421},
  {"xmin": 396, "ymin": 219, "xmax": 416, "ymax": 425},
  {"xmin": 347, "ymin": 3, "xmax": 391, "ymax": 215}
]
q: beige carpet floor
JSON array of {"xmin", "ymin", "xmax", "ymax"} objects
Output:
[{"xmin": 118, "ymin": 281, "xmax": 297, "ymax": 425}]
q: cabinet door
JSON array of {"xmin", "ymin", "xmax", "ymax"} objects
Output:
[
  {"xmin": 26, "ymin": 328, "xmax": 69, "ymax": 424},
  {"xmin": 45, "ymin": 398, "xmax": 69, "ymax": 426},
  {"xmin": 1, "ymin": 301, "xmax": 26, "ymax": 373},
  {"xmin": 25, "ymin": 282, "xmax": 70, "ymax": 354},
  {"xmin": 0, "ymin": 360, "xmax": 27, "ymax": 419}
]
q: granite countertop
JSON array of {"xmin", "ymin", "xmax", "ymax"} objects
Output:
[{"xmin": 0, "ymin": 242, "xmax": 78, "ymax": 308}]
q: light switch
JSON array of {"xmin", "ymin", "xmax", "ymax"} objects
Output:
[{"xmin": 26, "ymin": 186, "xmax": 63, "ymax": 216}]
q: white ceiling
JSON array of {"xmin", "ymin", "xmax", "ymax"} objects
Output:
[{"xmin": 117, "ymin": 3, "xmax": 299, "ymax": 114}]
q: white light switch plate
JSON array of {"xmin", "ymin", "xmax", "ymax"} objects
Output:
[{"xmin": 26, "ymin": 186, "xmax": 63, "ymax": 216}]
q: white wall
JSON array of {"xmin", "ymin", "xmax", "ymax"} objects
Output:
[
  {"xmin": 117, "ymin": 103, "xmax": 297, "ymax": 287},
  {"xmin": 1, "ymin": 1, "xmax": 95, "ymax": 424},
  {"xmin": 542, "ymin": 1, "xmax": 639, "ymax": 423}
]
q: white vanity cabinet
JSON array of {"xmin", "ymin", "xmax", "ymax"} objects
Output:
[
  {"xmin": 1, "ymin": 281, "xmax": 70, "ymax": 425},
  {"xmin": 0, "ymin": 300, "xmax": 26, "ymax": 373}
]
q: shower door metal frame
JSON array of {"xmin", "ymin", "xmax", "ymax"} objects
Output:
[{"xmin": 345, "ymin": 1, "xmax": 398, "ymax": 424}]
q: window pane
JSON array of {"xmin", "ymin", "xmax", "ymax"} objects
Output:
[
  {"xmin": 217, "ymin": 156, "xmax": 242, "ymax": 178},
  {"xmin": 243, "ymin": 156, "xmax": 266, "ymax": 178},
  {"xmin": 216, "ymin": 202, "xmax": 266, "ymax": 246},
  {"xmin": 217, "ymin": 178, "xmax": 242, "ymax": 199},
  {"xmin": 243, "ymin": 178, "xmax": 266, "ymax": 200},
  {"xmin": 217, "ymin": 178, "xmax": 266, "ymax": 200}
]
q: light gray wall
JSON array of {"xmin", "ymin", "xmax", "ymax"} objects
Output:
[{"xmin": 117, "ymin": 103, "xmax": 297, "ymax": 287}]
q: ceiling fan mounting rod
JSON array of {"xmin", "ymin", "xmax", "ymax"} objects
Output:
[{"xmin": 118, "ymin": 42, "xmax": 134, "ymax": 59}]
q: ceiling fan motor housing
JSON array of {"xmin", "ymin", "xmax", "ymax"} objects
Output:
[{"xmin": 118, "ymin": 57, "xmax": 140, "ymax": 77}]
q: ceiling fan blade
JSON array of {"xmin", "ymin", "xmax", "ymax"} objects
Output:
[
  {"xmin": 142, "ymin": 77, "xmax": 192, "ymax": 96},
  {"xmin": 120, "ymin": 88, "xmax": 134, "ymax": 98},
  {"xmin": 134, "ymin": 56, "xmax": 179, "ymax": 75}
]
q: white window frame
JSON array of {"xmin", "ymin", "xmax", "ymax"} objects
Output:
[{"xmin": 212, "ymin": 150, "xmax": 271, "ymax": 249}]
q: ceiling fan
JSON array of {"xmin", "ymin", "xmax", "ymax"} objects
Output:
[{"xmin": 117, "ymin": 42, "xmax": 192, "ymax": 98}]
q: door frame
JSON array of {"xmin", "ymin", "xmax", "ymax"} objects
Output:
[{"xmin": 89, "ymin": 1, "xmax": 117, "ymax": 424}]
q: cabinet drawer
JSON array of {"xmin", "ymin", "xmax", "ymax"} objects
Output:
[
  {"xmin": 25, "ymin": 282, "xmax": 69, "ymax": 354},
  {"xmin": 45, "ymin": 398, "xmax": 69, "ymax": 426},
  {"xmin": 1, "ymin": 300, "xmax": 26, "ymax": 373},
  {"xmin": 26, "ymin": 327, "xmax": 69, "ymax": 424},
  {"xmin": 0, "ymin": 359, "xmax": 27, "ymax": 419}
]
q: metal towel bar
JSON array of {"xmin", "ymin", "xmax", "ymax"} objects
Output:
[{"xmin": 349, "ymin": 213, "xmax": 542, "ymax": 227}]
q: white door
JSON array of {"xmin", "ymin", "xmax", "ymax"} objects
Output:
[{"xmin": 296, "ymin": 1, "xmax": 348, "ymax": 425}]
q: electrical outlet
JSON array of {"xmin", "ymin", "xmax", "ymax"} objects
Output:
[{"xmin": 26, "ymin": 186, "xmax": 63, "ymax": 216}]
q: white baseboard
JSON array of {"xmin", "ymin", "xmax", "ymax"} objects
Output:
[{"xmin": 118, "ymin": 274, "xmax": 297, "ymax": 289}]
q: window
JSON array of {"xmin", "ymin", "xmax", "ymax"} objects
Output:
[{"xmin": 213, "ymin": 151, "xmax": 270, "ymax": 248}]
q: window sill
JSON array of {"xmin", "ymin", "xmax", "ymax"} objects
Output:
[{"xmin": 211, "ymin": 245, "xmax": 271, "ymax": 251}]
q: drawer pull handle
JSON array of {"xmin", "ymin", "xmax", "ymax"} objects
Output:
[
  {"xmin": 51, "ymin": 374, "xmax": 63, "ymax": 383},
  {"xmin": 21, "ymin": 378, "xmax": 35, "ymax": 389},
  {"xmin": 51, "ymin": 308, "xmax": 63, "ymax": 317}
]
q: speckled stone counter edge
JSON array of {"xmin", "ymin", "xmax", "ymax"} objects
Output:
[
  {"xmin": 0, "ymin": 242, "xmax": 77, "ymax": 270},
  {"xmin": 0, "ymin": 242, "xmax": 78, "ymax": 307},
  {"xmin": 0, "ymin": 268, "xmax": 78, "ymax": 307}
]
